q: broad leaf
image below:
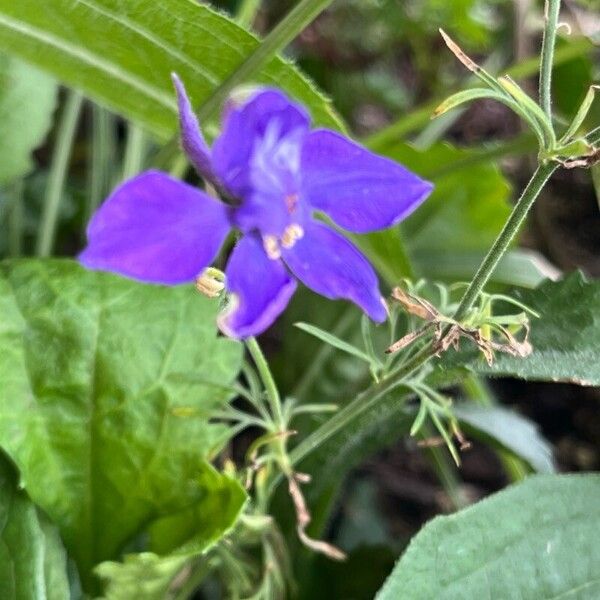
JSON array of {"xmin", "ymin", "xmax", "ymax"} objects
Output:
[
  {"xmin": 96, "ymin": 464, "xmax": 247, "ymax": 600},
  {"xmin": 469, "ymin": 273, "xmax": 600, "ymax": 385},
  {"xmin": 0, "ymin": 453, "xmax": 70, "ymax": 600},
  {"xmin": 0, "ymin": 54, "xmax": 57, "ymax": 184},
  {"xmin": 454, "ymin": 403, "xmax": 555, "ymax": 474},
  {"xmin": 0, "ymin": 259, "xmax": 243, "ymax": 592},
  {"xmin": 377, "ymin": 474, "xmax": 600, "ymax": 599},
  {"xmin": 0, "ymin": 0, "xmax": 342, "ymax": 140}
]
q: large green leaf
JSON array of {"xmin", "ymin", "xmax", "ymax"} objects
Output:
[
  {"xmin": 467, "ymin": 273, "xmax": 600, "ymax": 386},
  {"xmin": 0, "ymin": 0, "xmax": 341, "ymax": 140},
  {"xmin": 0, "ymin": 54, "xmax": 57, "ymax": 184},
  {"xmin": 0, "ymin": 453, "xmax": 70, "ymax": 600},
  {"xmin": 377, "ymin": 474, "xmax": 600, "ymax": 599},
  {"xmin": 0, "ymin": 259, "xmax": 243, "ymax": 592},
  {"xmin": 96, "ymin": 464, "xmax": 247, "ymax": 600}
]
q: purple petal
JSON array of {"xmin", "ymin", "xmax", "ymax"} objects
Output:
[
  {"xmin": 282, "ymin": 220, "xmax": 387, "ymax": 322},
  {"xmin": 172, "ymin": 74, "xmax": 216, "ymax": 184},
  {"xmin": 212, "ymin": 89, "xmax": 310, "ymax": 198},
  {"xmin": 80, "ymin": 171, "xmax": 230, "ymax": 285},
  {"xmin": 301, "ymin": 129, "xmax": 433, "ymax": 233},
  {"xmin": 218, "ymin": 235, "xmax": 297, "ymax": 338}
]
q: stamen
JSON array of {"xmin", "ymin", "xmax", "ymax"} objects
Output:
[
  {"xmin": 195, "ymin": 267, "xmax": 225, "ymax": 298},
  {"xmin": 281, "ymin": 224, "xmax": 304, "ymax": 249},
  {"xmin": 263, "ymin": 235, "xmax": 281, "ymax": 260}
]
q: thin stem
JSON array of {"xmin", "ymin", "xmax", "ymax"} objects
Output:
[
  {"xmin": 121, "ymin": 123, "xmax": 147, "ymax": 181},
  {"xmin": 86, "ymin": 104, "xmax": 116, "ymax": 224},
  {"xmin": 288, "ymin": 162, "xmax": 556, "ymax": 471},
  {"xmin": 246, "ymin": 337, "xmax": 284, "ymax": 428},
  {"xmin": 37, "ymin": 90, "xmax": 83, "ymax": 257},
  {"xmin": 8, "ymin": 179, "xmax": 24, "ymax": 257},
  {"xmin": 237, "ymin": 0, "xmax": 262, "ymax": 28},
  {"xmin": 539, "ymin": 0, "xmax": 561, "ymax": 118},
  {"xmin": 153, "ymin": 0, "xmax": 334, "ymax": 169},
  {"xmin": 452, "ymin": 162, "xmax": 556, "ymax": 321}
]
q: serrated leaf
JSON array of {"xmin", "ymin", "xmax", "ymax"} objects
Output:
[
  {"xmin": 0, "ymin": 53, "xmax": 57, "ymax": 184},
  {"xmin": 0, "ymin": 453, "xmax": 70, "ymax": 600},
  {"xmin": 376, "ymin": 474, "xmax": 600, "ymax": 599},
  {"xmin": 0, "ymin": 259, "xmax": 243, "ymax": 593},
  {"xmin": 96, "ymin": 465, "xmax": 246, "ymax": 600},
  {"xmin": 0, "ymin": 0, "xmax": 342, "ymax": 140},
  {"xmin": 471, "ymin": 273, "xmax": 600, "ymax": 385},
  {"xmin": 453, "ymin": 403, "xmax": 555, "ymax": 473}
]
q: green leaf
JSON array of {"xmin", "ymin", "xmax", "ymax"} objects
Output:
[
  {"xmin": 412, "ymin": 249, "xmax": 559, "ymax": 289},
  {"xmin": 0, "ymin": 54, "xmax": 57, "ymax": 184},
  {"xmin": 96, "ymin": 464, "xmax": 247, "ymax": 600},
  {"xmin": 295, "ymin": 322, "xmax": 374, "ymax": 366},
  {"xmin": 0, "ymin": 453, "xmax": 70, "ymax": 600},
  {"xmin": 453, "ymin": 403, "xmax": 555, "ymax": 474},
  {"xmin": 0, "ymin": 259, "xmax": 243, "ymax": 592},
  {"xmin": 0, "ymin": 0, "xmax": 342, "ymax": 140},
  {"xmin": 471, "ymin": 273, "xmax": 600, "ymax": 386},
  {"xmin": 376, "ymin": 474, "xmax": 600, "ymax": 599}
]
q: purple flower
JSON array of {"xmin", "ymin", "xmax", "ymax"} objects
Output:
[{"xmin": 80, "ymin": 76, "xmax": 433, "ymax": 338}]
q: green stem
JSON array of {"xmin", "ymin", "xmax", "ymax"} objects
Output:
[
  {"xmin": 452, "ymin": 162, "xmax": 556, "ymax": 321},
  {"xmin": 86, "ymin": 104, "xmax": 115, "ymax": 224},
  {"xmin": 539, "ymin": 0, "xmax": 561, "ymax": 119},
  {"xmin": 365, "ymin": 37, "xmax": 589, "ymax": 150},
  {"xmin": 237, "ymin": 0, "xmax": 261, "ymax": 28},
  {"xmin": 7, "ymin": 179, "xmax": 24, "ymax": 257},
  {"xmin": 37, "ymin": 90, "xmax": 83, "ymax": 257},
  {"xmin": 154, "ymin": 0, "xmax": 334, "ymax": 170},
  {"xmin": 121, "ymin": 123, "xmax": 146, "ymax": 181},
  {"xmin": 246, "ymin": 337, "xmax": 284, "ymax": 428},
  {"xmin": 289, "ymin": 162, "xmax": 556, "ymax": 469}
]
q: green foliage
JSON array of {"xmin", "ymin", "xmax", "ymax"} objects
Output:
[
  {"xmin": 0, "ymin": 259, "xmax": 243, "ymax": 591},
  {"xmin": 96, "ymin": 465, "xmax": 247, "ymax": 599},
  {"xmin": 453, "ymin": 403, "xmax": 555, "ymax": 473},
  {"xmin": 0, "ymin": 0, "xmax": 341, "ymax": 140},
  {"xmin": 376, "ymin": 474, "xmax": 600, "ymax": 599},
  {"xmin": 469, "ymin": 273, "xmax": 600, "ymax": 385},
  {"xmin": 0, "ymin": 453, "xmax": 70, "ymax": 600},
  {"xmin": 0, "ymin": 54, "xmax": 57, "ymax": 185}
]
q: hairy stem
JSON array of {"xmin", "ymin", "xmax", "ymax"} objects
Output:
[
  {"xmin": 237, "ymin": 0, "xmax": 262, "ymax": 28},
  {"xmin": 7, "ymin": 179, "xmax": 24, "ymax": 257},
  {"xmin": 289, "ymin": 162, "xmax": 556, "ymax": 469},
  {"xmin": 452, "ymin": 162, "xmax": 556, "ymax": 321},
  {"xmin": 539, "ymin": 0, "xmax": 561, "ymax": 118},
  {"xmin": 37, "ymin": 90, "xmax": 83, "ymax": 257}
]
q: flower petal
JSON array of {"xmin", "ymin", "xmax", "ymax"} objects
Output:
[
  {"xmin": 212, "ymin": 89, "xmax": 310, "ymax": 198},
  {"xmin": 301, "ymin": 129, "xmax": 433, "ymax": 233},
  {"xmin": 282, "ymin": 220, "xmax": 387, "ymax": 322},
  {"xmin": 80, "ymin": 170, "xmax": 230, "ymax": 285},
  {"xmin": 172, "ymin": 74, "xmax": 216, "ymax": 184},
  {"xmin": 219, "ymin": 235, "xmax": 297, "ymax": 338}
]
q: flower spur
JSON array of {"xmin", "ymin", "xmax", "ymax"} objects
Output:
[{"xmin": 80, "ymin": 76, "xmax": 433, "ymax": 338}]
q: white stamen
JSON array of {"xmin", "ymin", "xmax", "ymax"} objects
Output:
[
  {"xmin": 263, "ymin": 235, "xmax": 282, "ymax": 259},
  {"xmin": 196, "ymin": 267, "xmax": 226, "ymax": 298},
  {"xmin": 281, "ymin": 224, "xmax": 304, "ymax": 249}
]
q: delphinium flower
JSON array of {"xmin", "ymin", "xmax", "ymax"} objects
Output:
[{"xmin": 80, "ymin": 76, "xmax": 433, "ymax": 338}]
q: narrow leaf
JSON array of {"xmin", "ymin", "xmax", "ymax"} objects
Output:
[
  {"xmin": 561, "ymin": 84, "xmax": 599, "ymax": 142},
  {"xmin": 434, "ymin": 88, "xmax": 507, "ymax": 117},
  {"xmin": 295, "ymin": 322, "xmax": 374, "ymax": 365}
]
